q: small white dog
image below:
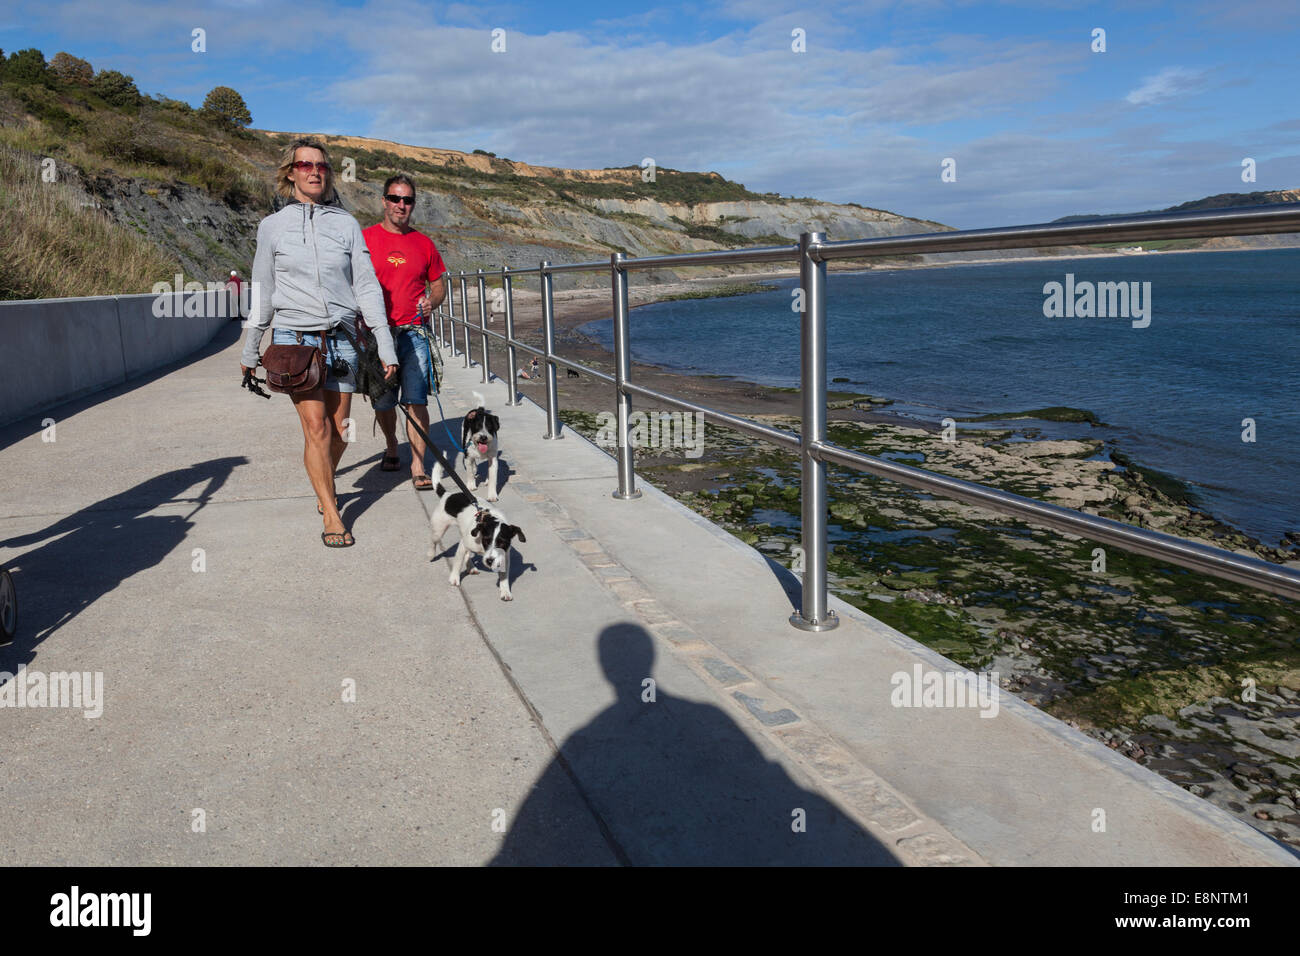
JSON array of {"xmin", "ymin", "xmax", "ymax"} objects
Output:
[
  {"xmin": 427, "ymin": 462, "xmax": 525, "ymax": 601},
  {"xmin": 461, "ymin": 391, "xmax": 501, "ymax": 502}
]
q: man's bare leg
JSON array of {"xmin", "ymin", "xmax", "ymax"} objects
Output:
[
  {"xmin": 377, "ymin": 407, "xmax": 400, "ymax": 462},
  {"xmin": 406, "ymin": 403, "xmax": 432, "ymax": 480}
]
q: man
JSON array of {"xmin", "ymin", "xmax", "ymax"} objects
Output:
[{"xmin": 363, "ymin": 174, "xmax": 448, "ymax": 488}]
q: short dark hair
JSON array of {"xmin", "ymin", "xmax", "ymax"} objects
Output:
[{"xmin": 383, "ymin": 174, "xmax": 416, "ymax": 198}]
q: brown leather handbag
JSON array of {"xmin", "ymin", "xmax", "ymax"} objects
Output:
[{"xmin": 261, "ymin": 331, "xmax": 325, "ymax": 394}]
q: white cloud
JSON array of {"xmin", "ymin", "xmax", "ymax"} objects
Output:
[
  {"xmin": 1124, "ymin": 66, "xmax": 1207, "ymax": 107},
  {"xmin": 330, "ymin": 21, "xmax": 1068, "ymax": 172},
  {"xmin": 7, "ymin": 0, "xmax": 1292, "ymax": 230}
]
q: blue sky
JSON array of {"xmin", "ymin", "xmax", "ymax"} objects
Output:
[{"xmin": 3, "ymin": 0, "xmax": 1297, "ymax": 228}]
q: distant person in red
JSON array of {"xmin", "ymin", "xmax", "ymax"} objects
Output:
[
  {"xmin": 226, "ymin": 269, "xmax": 243, "ymax": 320},
  {"xmin": 363, "ymin": 174, "xmax": 448, "ymax": 488}
]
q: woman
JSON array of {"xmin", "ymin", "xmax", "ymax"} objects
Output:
[{"xmin": 240, "ymin": 138, "xmax": 397, "ymax": 547}]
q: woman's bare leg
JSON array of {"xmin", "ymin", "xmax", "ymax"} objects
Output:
[
  {"xmin": 291, "ymin": 389, "xmax": 345, "ymax": 536},
  {"xmin": 325, "ymin": 390, "xmax": 353, "ymax": 473}
]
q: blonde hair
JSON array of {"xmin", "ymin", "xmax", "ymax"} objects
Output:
[{"xmin": 275, "ymin": 137, "xmax": 336, "ymax": 201}]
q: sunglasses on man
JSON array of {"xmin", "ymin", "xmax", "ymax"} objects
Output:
[{"xmin": 385, "ymin": 194, "xmax": 415, "ymax": 206}]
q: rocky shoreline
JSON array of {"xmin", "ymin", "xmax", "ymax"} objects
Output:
[{"xmin": 467, "ymin": 278, "xmax": 1300, "ymax": 849}]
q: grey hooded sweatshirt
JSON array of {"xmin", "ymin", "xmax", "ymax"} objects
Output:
[{"xmin": 241, "ymin": 199, "xmax": 399, "ymax": 370}]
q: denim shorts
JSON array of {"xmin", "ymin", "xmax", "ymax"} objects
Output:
[
  {"xmin": 271, "ymin": 328, "xmax": 356, "ymax": 393},
  {"xmin": 374, "ymin": 326, "xmax": 431, "ymax": 410}
]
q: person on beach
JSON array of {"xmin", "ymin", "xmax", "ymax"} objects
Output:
[
  {"xmin": 226, "ymin": 270, "xmax": 243, "ymax": 320},
  {"xmin": 239, "ymin": 138, "xmax": 397, "ymax": 547},
  {"xmin": 362, "ymin": 173, "xmax": 448, "ymax": 489}
]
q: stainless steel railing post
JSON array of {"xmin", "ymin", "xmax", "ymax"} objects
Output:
[
  {"xmin": 442, "ymin": 276, "xmax": 454, "ymax": 353},
  {"xmin": 791, "ymin": 232, "xmax": 838, "ymax": 631},
  {"xmin": 459, "ymin": 276, "xmax": 471, "ymax": 368},
  {"xmin": 611, "ymin": 252, "xmax": 640, "ymax": 500},
  {"xmin": 503, "ymin": 265, "xmax": 518, "ymax": 405},
  {"xmin": 439, "ymin": 276, "xmax": 451, "ymax": 350},
  {"xmin": 476, "ymin": 268, "xmax": 491, "ymax": 384},
  {"xmin": 541, "ymin": 261, "xmax": 563, "ymax": 440}
]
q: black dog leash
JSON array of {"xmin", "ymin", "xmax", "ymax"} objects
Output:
[
  {"xmin": 238, "ymin": 324, "xmax": 481, "ymax": 501},
  {"xmin": 333, "ymin": 323, "xmax": 480, "ymax": 501},
  {"xmin": 242, "ymin": 367, "xmax": 271, "ymax": 399}
]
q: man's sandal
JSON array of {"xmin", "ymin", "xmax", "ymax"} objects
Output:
[
  {"xmin": 381, "ymin": 455, "xmax": 400, "ymax": 471},
  {"xmin": 412, "ymin": 474, "xmax": 434, "ymax": 490},
  {"xmin": 321, "ymin": 530, "xmax": 354, "ymax": 548}
]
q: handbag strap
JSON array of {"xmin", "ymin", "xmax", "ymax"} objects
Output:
[{"xmin": 257, "ymin": 329, "xmax": 324, "ymax": 372}]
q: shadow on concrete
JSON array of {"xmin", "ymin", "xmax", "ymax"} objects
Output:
[
  {"xmin": 490, "ymin": 622, "xmax": 900, "ymax": 866},
  {"xmin": 0, "ymin": 457, "xmax": 244, "ymax": 672},
  {"xmin": 335, "ymin": 449, "xmax": 409, "ymax": 528},
  {"xmin": 760, "ymin": 555, "xmax": 804, "ymax": 617}
]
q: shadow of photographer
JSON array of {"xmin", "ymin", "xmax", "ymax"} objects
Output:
[{"xmin": 490, "ymin": 621, "xmax": 900, "ymax": 866}]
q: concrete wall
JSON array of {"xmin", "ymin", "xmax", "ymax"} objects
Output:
[{"xmin": 0, "ymin": 290, "xmax": 233, "ymax": 426}]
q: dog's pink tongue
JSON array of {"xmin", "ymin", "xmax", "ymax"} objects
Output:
[{"xmin": 477, "ymin": 441, "xmax": 489, "ymax": 455}]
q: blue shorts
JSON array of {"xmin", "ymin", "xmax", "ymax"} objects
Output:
[
  {"xmin": 374, "ymin": 326, "xmax": 431, "ymax": 410},
  {"xmin": 271, "ymin": 328, "xmax": 356, "ymax": 393}
]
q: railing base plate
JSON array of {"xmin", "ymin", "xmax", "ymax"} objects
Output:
[
  {"xmin": 790, "ymin": 610, "xmax": 839, "ymax": 632},
  {"xmin": 612, "ymin": 489, "xmax": 642, "ymax": 500}
]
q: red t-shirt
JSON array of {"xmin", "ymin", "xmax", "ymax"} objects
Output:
[{"xmin": 362, "ymin": 225, "xmax": 448, "ymax": 327}]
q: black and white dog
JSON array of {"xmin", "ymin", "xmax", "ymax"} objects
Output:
[
  {"xmin": 461, "ymin": 392, "xmax": 501, "ymax": 502},
  {"xmin": 428, "ymin": 462, "xmax": 525, "ymax": 600}
]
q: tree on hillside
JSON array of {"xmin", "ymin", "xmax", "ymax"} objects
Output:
[
  {"xmin": 92, "ymin": 69, "xmax": 141, "ymax": 108},
  {"xmin": 50, "ymin": 52, "xmax": 93, "ymax": 86},
  {"xmin": 201, "ymin": 86, "xmax": 252, "ymax": 128},
  {"xmin": 5, "ymin": 48, "xmax": 50, "ymax": 85}
]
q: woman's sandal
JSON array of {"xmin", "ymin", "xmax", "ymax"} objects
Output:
[
  {"xmin": 316, "ymin": 498, "xmax": 340, "ymax": 515},
  {"xmin": 321, "ymin": 530, "xmax": 354, "ymax": 548},
  {"xmin": 412, "ymin": 474, "xmax": 433, "ymax": 490}
]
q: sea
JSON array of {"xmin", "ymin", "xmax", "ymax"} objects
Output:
[{"xmin": 576, "ymin": 247, "xmax": 1300, "ymax": 546}]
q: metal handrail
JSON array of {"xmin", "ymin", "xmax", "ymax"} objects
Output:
[{"xmin": 431, "ymin": 202, "xmax": 1300, "ymax": 624}]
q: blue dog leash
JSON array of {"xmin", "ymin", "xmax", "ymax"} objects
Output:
[{"xmin": 412, "ymin": 310, "xmax": 465, "ymax": 455}]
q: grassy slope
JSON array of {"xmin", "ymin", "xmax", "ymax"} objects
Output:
[
  {"xmin": 0, "ymin": 143, "xmax": 181, "ymax": 298},
  {"xmin": 0, "ymin": 78, "xmax": 277, "ymax": 298}
]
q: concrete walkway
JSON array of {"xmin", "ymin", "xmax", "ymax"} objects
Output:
[{"xmin": 1, "ymin": 324, "xmax": 1295, "ymax": 865}]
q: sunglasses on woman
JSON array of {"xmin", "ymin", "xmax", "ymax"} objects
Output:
[
  {"xmin": 385, "ymin": 194, "xmax": 415, "ymax": 206},
  {"xmin": 292, "ymin": 161, "xmax": 331, "ymax": 173}
]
